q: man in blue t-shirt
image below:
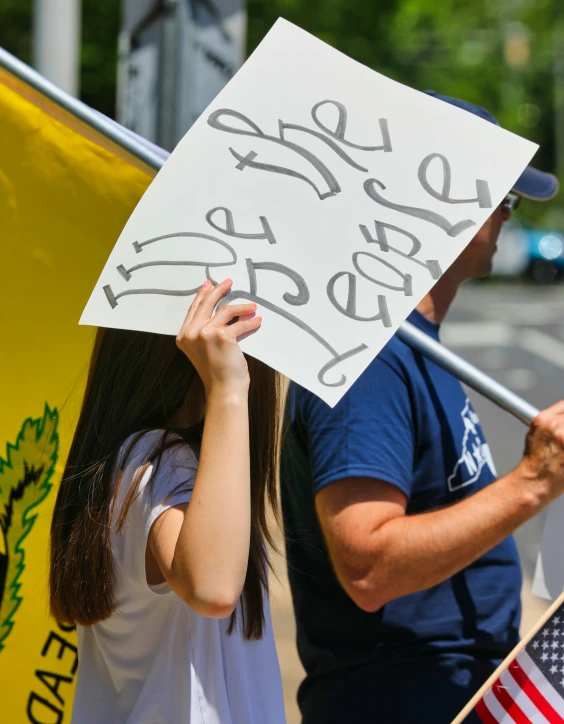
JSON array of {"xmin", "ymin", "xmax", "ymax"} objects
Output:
[{"xmin": 280, "ymin": 93, "xmax": 564, "ymax": 723}]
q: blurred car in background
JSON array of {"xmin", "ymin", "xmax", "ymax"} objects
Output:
[
  {"xmin": 491, "ymin": 219, "xmax": 564, "ymax": 284},
  {"xmin": 526, "ymin": 229, "xmax": 564, "ymax": 283}
]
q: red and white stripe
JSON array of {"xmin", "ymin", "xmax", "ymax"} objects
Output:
[{"xmin": 475, "ymin": 651, "xmax": 564, "ymax": 723}]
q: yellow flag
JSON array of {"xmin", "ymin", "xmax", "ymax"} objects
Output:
[{"xmin": 0, "ymin": 67, "xmax": 154, "ymax": 722}]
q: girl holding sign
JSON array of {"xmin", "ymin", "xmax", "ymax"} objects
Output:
[{"xmin": 49, "ymin": 279, "xmax": 286, "ymax": 723}]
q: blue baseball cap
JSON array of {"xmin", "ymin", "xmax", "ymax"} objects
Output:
[{"xmin": 425, "ymin": 90, "xmax": 559, "ymax": 202}]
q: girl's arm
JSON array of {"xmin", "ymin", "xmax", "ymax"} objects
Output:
[{"xmin": 147, "ymin": 278, "xmax": 261, "ymax": 618}]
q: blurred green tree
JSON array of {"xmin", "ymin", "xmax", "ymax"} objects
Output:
[
  {"xmin": 0, "ymin": 0, "xmax": 33, "ymax": 64},
  {"xmin": 0, "ymin": 0, "xmax": 119, "ymax": 118},
  {"xmin": 80, "ymin": 0, "xmax": 120, "ymax": 118},
  {"xmin": 0, "ymin": 0, "xmax": 562, "ymax": 223},
  {"xmin": 248, "ymin": 0, "xmax": 563, "ymax": 225}
]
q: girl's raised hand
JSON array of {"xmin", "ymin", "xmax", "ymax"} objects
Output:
[{"xmin": 176, "ymin": 279, "xmax": 261, "ymax": 396}]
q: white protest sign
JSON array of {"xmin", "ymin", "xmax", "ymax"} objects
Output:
[{"xmin": 80, "ymin": 18, "xmax": 538, "ymax": 407}]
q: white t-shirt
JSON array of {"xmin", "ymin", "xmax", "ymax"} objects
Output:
[{"xmin": 72, "ymin": 430, "xmax": 286, "ymax": 724}]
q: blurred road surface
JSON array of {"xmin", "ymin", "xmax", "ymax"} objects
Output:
[
  {"xmin": 443, "ymin": 284, "xmax": 564, "ymax": 588},
  {"xmin": 270, "ymin": 282, "xmax": 564, "ymax": 723}
]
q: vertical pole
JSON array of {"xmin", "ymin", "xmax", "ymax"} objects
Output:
[
  {"xmin": 158, "ymin": 0, "xmax": 180, "ymax": 151},
  {"xmin": 32, "ymin": 0, "xmax": 81, "ymax": 96}
]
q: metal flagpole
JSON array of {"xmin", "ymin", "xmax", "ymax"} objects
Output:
[
  {"xmin": 397, "ymin": 322, "xmax": 538, "ymax": 425},
  {"xmin": 0, "ymin": 44, "xmax": 540, "ymax": 427},
  {"xmin": 0, "ymin": 45, "xmax": 167, "ymax": 170}
]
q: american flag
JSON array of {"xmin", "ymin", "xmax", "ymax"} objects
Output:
[{"xmin": 473, "ymin": 603, "xmax": 564, "ymax": 723}]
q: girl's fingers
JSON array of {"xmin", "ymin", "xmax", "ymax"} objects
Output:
[
  {"xmin": 211, "ymin": 302, "xmax": 258, "ymax": 325},
  {"xmin": 192, "ymin": 278, "xmax": 233, "ymax": 325},
  {"xmin": 226, "ymin": 315, "xmax": 262, "ymax": 340},
  {"xmin": 179, "ymin": 280, "xmax": 212, "ymax": 330}
]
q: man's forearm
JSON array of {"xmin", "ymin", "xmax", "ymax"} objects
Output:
[{"xmin": 340, "ymin": 469, "xmax": 549, "ymax": 612}]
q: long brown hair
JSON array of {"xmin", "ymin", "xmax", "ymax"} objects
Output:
[{"xmin": 49, "ymin": 327, "xmax": 280, "ymax": 640}]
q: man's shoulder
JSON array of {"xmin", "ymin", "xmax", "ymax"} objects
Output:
[
  {"xmin": 290, "ymin": 334, "xmax": 422, "ymax": 417},
  {"xmin": 360, "ymin": 333, "xmax": 423, "ymax": 390},
  {"xmin": 377, "ymin": 332, "xmax": 418, "ymax": 368}
]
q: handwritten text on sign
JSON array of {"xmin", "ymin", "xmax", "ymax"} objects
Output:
[{"xmin": 80, "ymin": 19, "xmax": 537, "ymax": 406}]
